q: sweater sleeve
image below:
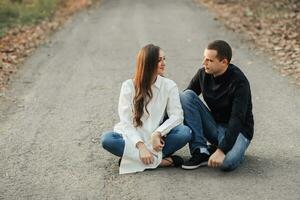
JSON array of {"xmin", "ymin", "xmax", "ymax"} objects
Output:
[
  {"xmin": 118, "ymin": 81, "xmax": 143, "ymax": 146},
  {"xmin": 218, "ymin": 80, "xmax": 250, "ymax": 153},
  {"xmin": 186, "ymin": 68, "xmax": 202, "ymax": 95}
]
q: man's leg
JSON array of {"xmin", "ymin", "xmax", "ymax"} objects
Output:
[
  {"xmin": 101, "ymin": 131, "xmax": 124, "ymax": 157},
  {"xmin": 180, "ymin": 90, "xmax": 219, "ymax": 155},
  {"xmin": 180, "ymin": 90, "xmax": 219, "ymax": 169},
  {"xmin": 220, "ymin": 133, "xmax": 250, "ymax": 171},
  {"xmin": 162, "ymin": 124, "xmax": 192, "ymax": 157}
]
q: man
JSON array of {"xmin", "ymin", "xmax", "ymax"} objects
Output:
[{"xmin": 180, "ymin": 40, "xmax": 254, "ymax": 171}]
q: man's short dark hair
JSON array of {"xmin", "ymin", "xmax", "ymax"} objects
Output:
[{"xmin": 207, "ymin": 40, "xmax": 232, "ymax": 63}]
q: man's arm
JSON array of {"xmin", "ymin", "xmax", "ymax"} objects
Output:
[{"xmin": 218, "ymin": 80, "xmax": 251, "ymax": 154}]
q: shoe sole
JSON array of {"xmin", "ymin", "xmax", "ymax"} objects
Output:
[{"xmin": 181, "ymin": 161, "xmax": 208, "ymax": 170}]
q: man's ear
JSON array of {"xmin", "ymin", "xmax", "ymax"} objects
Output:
[{"xmin": 222, "ymin": 58, "xmax": 229, "ymax": 65}]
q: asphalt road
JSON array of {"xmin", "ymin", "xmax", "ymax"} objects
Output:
[{"xmin": 0, "ymin": 0, "xmax": 300, "ymax": 199}]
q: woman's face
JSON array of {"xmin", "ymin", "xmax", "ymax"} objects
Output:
[{"xmin": 157, "ymin": 50, "xmax": 166, "ymax": 76}]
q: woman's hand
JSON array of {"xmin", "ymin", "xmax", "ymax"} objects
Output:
[
  {"xmin": 136, "ymin": 142, "xmax": 154, "ymax": 165},
  {"xmin": 151, "ymin": 132, "xmax": 164, "ymax": 152}
]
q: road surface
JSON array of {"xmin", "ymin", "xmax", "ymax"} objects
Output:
[{"xmin": 0, "ymin": 0, "xmax": 299, "ymax": 199}]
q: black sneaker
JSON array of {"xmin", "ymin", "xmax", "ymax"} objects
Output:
[{"xmin": 181, "ymin": 150, "xmax": 210, "ymax": 170}]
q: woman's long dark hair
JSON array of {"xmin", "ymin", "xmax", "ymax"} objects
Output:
[{"xmin": 133, "ymin": 44, "xmax": 160, "ymax": 127}]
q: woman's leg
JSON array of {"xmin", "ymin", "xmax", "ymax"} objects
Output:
[
  {"xmin": 162, "ymin": 124, "xmax": 192, "ymax": 158},
  {"xmin": 101, "ymin": 131, "xmax": 124, "ymax": 157}
]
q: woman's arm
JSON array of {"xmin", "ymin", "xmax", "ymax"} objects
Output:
[{"xmin": 154, "ymin": 84, "xmax": 184, "ymax": 136}]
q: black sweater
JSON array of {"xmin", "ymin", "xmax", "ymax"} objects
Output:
[{"xmin": 187, "ymin": 64, "xmax": 254, "ymax": 153}]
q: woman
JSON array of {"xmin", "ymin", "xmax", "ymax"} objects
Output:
[{"xmin": 101, "ymin": 44, "xmax": 191, "ymax": 174}]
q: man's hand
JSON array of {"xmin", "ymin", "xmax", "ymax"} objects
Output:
[
  {"xmin": 136, "ymin": 142, "xmax": 154, "ymax": 165},
  {"xmin": 208, "ymin": 149, "xmax": 225, "ymax": 168},
  {"xmin": 151, "ymin": 132, "xmax": 164, "ymax": 152}
]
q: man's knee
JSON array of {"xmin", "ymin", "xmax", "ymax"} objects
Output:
[
  {"xmin": 180, "ymin": 90, "xmax": 198, "ymax": 110},
  {"xmin": 180, "ymin": 90, "xmax": 197, "ymax": 107},
  {"xmin": 220, "ymin": 161, "xmax": 236, "ymax": 172},
  {"xmin": 220, "ymin": 154, "xmax": 244, "ymax": 172},
  {"xmin": 220, "ymin": 134, "xmax": 249, "ymax": 171}
]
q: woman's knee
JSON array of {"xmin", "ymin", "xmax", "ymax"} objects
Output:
[
  {"xmin": 101, "ymin": 132, "xmax": 114, "ymax": 150},
  {"xmin": 183, "ymin": 125, "xmax": 192, "ymax": 142},
  {"xmin": 174, "ymin": 125, "xmax": 192, "ymax": 142}
]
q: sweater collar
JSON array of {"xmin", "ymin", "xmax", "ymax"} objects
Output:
[
  {"xmin": 213, "ymin": 64, "xmax": 232, "ymax": 83},
  {"xmin": 153, "ymin": 75, "xmax": 162, "ymax": 89}
]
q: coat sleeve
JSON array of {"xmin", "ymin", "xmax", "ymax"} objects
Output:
[{"xmin": 155, "ymin": 84, "xmax": 184, "ymax": 136}]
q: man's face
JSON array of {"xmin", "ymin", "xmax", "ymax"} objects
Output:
[{"xmin": 202, "ymin": 49, "xmax": 227, "ymax": 76}]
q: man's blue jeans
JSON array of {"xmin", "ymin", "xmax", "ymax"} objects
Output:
[
  {"xmin": 180, "ymin": 90, "xmax": 250, "ymax": 171},
  {"xmin": 101, "ymin": 124, "xmax": 192, "ymax": 158}
]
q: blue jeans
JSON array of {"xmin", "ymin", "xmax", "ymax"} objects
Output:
[
  {"xmin": 101, "ymin": 125, "xmax": 192, "ymax": 158},
  {"xmin": 180, "ymin": 90, "xmax": 250, "ymax": 171}
]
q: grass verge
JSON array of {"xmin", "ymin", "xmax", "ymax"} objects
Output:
[{"xmin": 0, "ymin": 0, "xmax": 60, "ymax": 38}]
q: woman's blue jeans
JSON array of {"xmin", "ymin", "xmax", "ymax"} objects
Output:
[
  {"xmin": 180, "ymin": 90, "xmax": 250, "ymax": 171},
  {"xmin": 101, "ymin": 124, "xmax": 192, "ymax": 158}
]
